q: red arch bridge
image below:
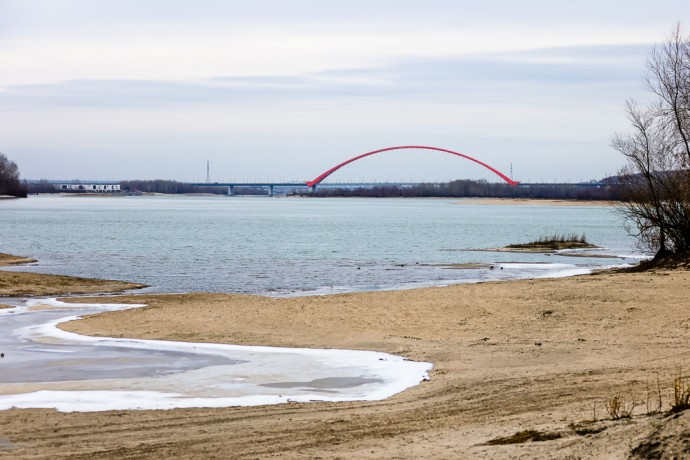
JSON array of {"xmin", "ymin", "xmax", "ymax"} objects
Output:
[{"xmin": 190, "ymin": 145, "xmax": 600, "ymax": 196}]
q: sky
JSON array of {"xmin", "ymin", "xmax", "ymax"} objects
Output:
[{"xmin": 1, "ymin": 0, "xmax": 689, "ymax": 183}]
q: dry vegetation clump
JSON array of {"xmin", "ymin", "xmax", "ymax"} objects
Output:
[
  {"xmin": 506, "ymin": 233, "xmax": 596, "ymax": 250},
  {"xmin": 602, "ymin": 370, "xmax": 690, "ymax": 421},
  {"xmin": 671, "ymin": 370, "xmax": 690, "ymax": 413},
  {"xmin": 605, "ymin": 394, "xmax": 637, "ymax": 420}
]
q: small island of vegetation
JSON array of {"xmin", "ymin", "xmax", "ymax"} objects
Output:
[{"xmin": 505, "ymin": 233, "xmax": 598, "ymax": 251}]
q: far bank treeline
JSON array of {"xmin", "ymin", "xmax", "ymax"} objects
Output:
[
  {"xmin": 0, "ymin": 152, "xmax": 27, "ymax": 197},
  {"xmin": 26, "ymin": 178, "xmax": 622, "ymax": 200},
  {"xmin": 25, "ymin": 179, "xmax": 264, "ymax": 196},
  {"xmin": 301, "ymin": 180, "xmax": 621, "ymax": 200}
]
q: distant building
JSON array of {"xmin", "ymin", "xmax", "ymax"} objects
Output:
[{"xmin": 55, "ymin": 183, "xmax": 121, "ymax": 193}]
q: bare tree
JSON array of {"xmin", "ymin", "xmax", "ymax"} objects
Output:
[
  {"xmin": 613, "ymin": 25, "xmax": 690, "ymax": 259},
  {"xmin": 645, "ymin": 25, "xmax": 690, "ymax": 164},
  {"xmin": 0, "ymin": 152, "xmax": 27, "ymax": 197}
]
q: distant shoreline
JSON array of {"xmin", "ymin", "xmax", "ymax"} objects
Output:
[
  {"xmin": 455, "ymin": 197, "xmax": 616, "ymax": 206},
  {"xmin": 26, "ymin": 193, "xmax": 620, "ymax": 204}
]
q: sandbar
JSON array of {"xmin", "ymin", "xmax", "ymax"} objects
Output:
[
  {"xmin": 0, "ymin": 252, "xmax": 144, "ymax": 297},
  {"xmin": 0, "ymin": 252, "xmax": 37, "ymax": 266}
]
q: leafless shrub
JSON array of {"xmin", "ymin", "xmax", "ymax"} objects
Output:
[{"xmin": 605, "ymin": 393, "xmax": 639, "ymax": 420}]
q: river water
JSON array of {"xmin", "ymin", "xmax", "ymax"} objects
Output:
[{"xmin": 0, "ymin": 195, "xmax": 640, "ymax": 296}]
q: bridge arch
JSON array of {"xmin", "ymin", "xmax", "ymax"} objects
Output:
[{"xmin": 306, "ymin": 146, "xmax": 518, "ymax": 187}]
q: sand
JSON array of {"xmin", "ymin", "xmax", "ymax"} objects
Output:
[
  {"xmin": 0, "ymin": 252, "xmax": 144, "ymax": 297},
  {"xmin": 0, "ymin": 271, "xmax": 144, "ymax": 297},
  {"xmin": 0, "ymin": 253, "xmax": 37, "ymax": 266},
  {"xmin": 1, "ymin": 268, "xmax": 689, "ymax": 458},
  {"xmin": 456, "ymin": 198, "xmax": 617, "ymax": 207}
]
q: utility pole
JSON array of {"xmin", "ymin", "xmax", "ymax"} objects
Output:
[{"xmin": 206, "ymin": 161, "xmax": 210, "ymax": 184}]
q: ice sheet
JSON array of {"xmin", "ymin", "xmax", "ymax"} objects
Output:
[{"xmin": 0, "ymin": 299, "xmax": 431, "ymax": 412}]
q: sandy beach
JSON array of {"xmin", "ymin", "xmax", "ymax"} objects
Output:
[
  {"xmin": 1, "ymin": 261, "xmax": 690, "ymax": 458},
  {"xmin": 456, "ymin": 198, "xmax": 617, "ymax": 207}
]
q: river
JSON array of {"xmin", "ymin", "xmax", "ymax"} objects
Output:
[{"xmin": 0, "ymin": 195, "xmax": 640, "ymax": 296}]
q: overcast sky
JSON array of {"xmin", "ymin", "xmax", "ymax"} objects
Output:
[{"xmin": 1, "ymin": 0, "xmax": 689, "ymax": 183}]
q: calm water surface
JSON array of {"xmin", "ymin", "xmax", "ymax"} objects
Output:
[{"xmin": 0, "ymin": 195, "xmax": 639, "ymax": 295}]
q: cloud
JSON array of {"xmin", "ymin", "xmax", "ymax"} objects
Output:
[
  {"xmin": 0, "ymin": 44, "xmax": 649, "ymax": 109},
  {"xmin": 0, "ymin": 0, "xmax": 678, "ymax": 87},
  {"xmin": 1, "ymin": 0, "xmax": 685, "ymax": 181}
]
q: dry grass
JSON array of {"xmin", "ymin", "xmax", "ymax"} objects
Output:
[
  {"xmin": 605, "ymin": 394, "xmax": 637, "ymax": 420},
  {"xmin": 672, "ymin": 369, "xmax": 690, "ymax": 413},
  {"xmin": 506, "ymin": 233, "xmax": 596, "ymax": 250}
]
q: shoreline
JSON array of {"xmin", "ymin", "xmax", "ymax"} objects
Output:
[
  {"xmin": 0, "ymin": 253, "xmax": 38, "ymax": 266},
  {"xmin": 0, "ymin": 252, "xmax": 145, "ymax": 297},
  {"xmin": 455, "ymin": 197, "xmax": 617, "ymax": 206},
  {"xmin": 0, "ymin": 298, "xmax": 431, "ymax": 411},
  {"xmin": 26, "ymin": 193, "xmax": 619, "ymax": 205},
  {"xmin": 2, "ymin": 253, "xmax": 690, "ymax": 458}
]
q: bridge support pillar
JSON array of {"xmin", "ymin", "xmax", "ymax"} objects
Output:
[
  {"xmin": 310, "ymin": 185, "xmax": 316, "ymax": 193},
  {"xmin": 268, "ymin": 185, "xmax": 274, "ymax": 197},
  {"xmin": 227, "ymin": 185, "xmax": 234, "ymax": 196}
]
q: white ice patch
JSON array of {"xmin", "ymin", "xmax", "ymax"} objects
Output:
[
  {"xmin": 616, "ymin": 254, "xmax": 652, "ymax": 260},
  {"xmin": 0, "ymin": 298, "xmax": 432, "ymax": 412},
  {"xmin": 0, "ymin": 389, "xmax": 404, "ymax": 412},
  {"xmin": 496, "ymin": 263, "xmax": 575, "ymax": 270}
]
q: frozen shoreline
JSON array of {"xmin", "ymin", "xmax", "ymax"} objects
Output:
[
  {"xmin": 267, "ymin": 259, "xmax": 636, "ymax": 297},
  {"xmin": 0, "ymin": 299, "xmax": 431, "ymax": 412}
]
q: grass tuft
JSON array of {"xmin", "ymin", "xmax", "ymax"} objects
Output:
[{"xmin": 671, "ymin": 369, "xmax": 690, "ymax": 413}]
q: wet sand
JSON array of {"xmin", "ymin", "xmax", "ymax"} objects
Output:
[
  {"xmin": 0, "ymin": 253, "xmax": 37, "ymax": 266},
  {"xmin": 0, "ymin": 252, "xmax": 144, "ymax": 297},
  {"xmin": 0, "ymin": 270, "xmax": 144, "ymax": 297},
  {"xmin": 0, "ymin": 269, "xmax": 688, "ymax": 458}
]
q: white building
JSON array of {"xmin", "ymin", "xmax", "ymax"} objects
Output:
[{"xmin": 55, "ymin": 183, "xmax": 121, "ymax": 193}]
